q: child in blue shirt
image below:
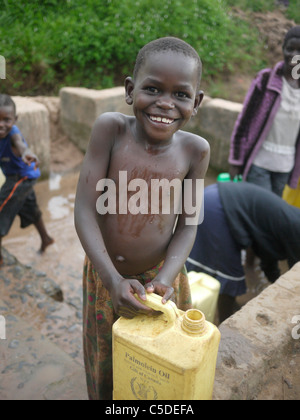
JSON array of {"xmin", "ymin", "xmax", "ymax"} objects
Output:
[{"xmin": 0, "ymin": 94, "xmax": 54, "ymax": 266}]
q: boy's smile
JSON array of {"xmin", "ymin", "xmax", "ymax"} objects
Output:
[
  {"xmin": 0, "ymin": 106, "xmax": 16, "ymax": 139},
  {"xmin": 126, "ymin": 51, "xmax": 202, "ymax": 145}
]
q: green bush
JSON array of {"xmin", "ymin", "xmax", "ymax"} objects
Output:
[
  {"xmin": 0, "ymin": 0, "xmax": 266, "ymax": 95},
  {"xmin": 286, "ymin": 0, "xmax": 300, "ymax": 23}
]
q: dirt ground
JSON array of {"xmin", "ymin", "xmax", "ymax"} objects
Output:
[
  {"xmin": 234, "ymin": 8, "xmax": 296, "ymax": 67},
  {"xmin": 202, "ymin": 9, "xmax": 298, "ymax": 103}
]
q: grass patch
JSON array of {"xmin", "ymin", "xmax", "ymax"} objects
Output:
[{"xmin": 0, "ymin": 0, "xmax": 267, "ymax": 96}]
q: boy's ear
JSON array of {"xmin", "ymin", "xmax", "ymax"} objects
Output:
[
  {"xmin": 15, "ymin": 114, "xmax": 18, "ymax": 122},
  {"xmin": 125, "ymin": 77, "xmax": 134, "ymax": 105},
  {"xmin": 192, "ymin": 90, "xmax": 204, "ymax": 117}
]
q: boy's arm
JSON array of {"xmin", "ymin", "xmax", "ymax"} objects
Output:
[
  {"xmin": 146, "ymin": 136, "xmax": 210, "ymax": 302},
  {"xmin": 10, "ymin": 133, "xmax": 39, "ymax": 168},
  {"xmin": 74, "ymin": 113, "xmax": 152, "ymax": 318}
]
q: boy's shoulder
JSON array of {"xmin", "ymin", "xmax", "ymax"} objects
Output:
[
  {"xmin": 176, "ymin": 129, "xmax": 209, "ymax": 151},
  {"xmin": 94, "ymin": 112, "xmax": 132, "ymax": 129},
  {"xmin": 89, "ymin": 112, "xmax": 134, "ymax": 152}
]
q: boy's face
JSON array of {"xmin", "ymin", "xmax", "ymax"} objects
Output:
[
  {"xmin": 0, "ymin": 106, "xmax": 16, "ymax": 139},
  {"xmin": 126, "ymin": 51, "xmax": 202, "ymax": 143},
  {"xmin": 283, "ymin": 37, "xmax": 300, "ymax": 71}
]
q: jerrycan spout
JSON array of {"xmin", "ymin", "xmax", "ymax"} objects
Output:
[{"xmin": 182, "ymin": 309, "xmax": 206, "ymax": 335}]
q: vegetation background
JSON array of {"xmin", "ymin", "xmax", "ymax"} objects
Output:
[{"xmin": 0, "ymin": 0, "xmax": 299, "ymax": 100}]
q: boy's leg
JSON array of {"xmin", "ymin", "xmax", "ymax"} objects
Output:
[
  {"xmin": 18, "ymin": 188, "xmax": 54, "ymax": 253},
  {"xmin": 246, "ymin": 165, "xmax": 272, "ymax": 191},
  {"xmin": 34, "ymin": 216, "xmax": 54, "ymax": 253},
  {"xmin": 271, "ymin": 172, "xmax": 290, "ymax": 197},
  {"xmin": 0, "ymin": 176, "xmax": 30, "ymax": 262}
]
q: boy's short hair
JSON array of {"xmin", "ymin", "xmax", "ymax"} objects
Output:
[
  {"xmin": 133, "ymin": 37, "xmax": 202, "ymax": 89},
  {"xmin": 283, "ymin": 25, "xmax": 300, "ymax": 47},
  {"xmin": 0, "ymin": 94, "xmax": 16, "ymax": 115}
]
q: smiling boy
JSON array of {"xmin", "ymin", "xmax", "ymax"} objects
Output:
[{"xmin": 74, "ymin": 37, "xmax": 210, "ymax": 400}]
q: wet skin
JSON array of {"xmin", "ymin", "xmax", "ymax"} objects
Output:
[{"xmin": 74, "ymin": 51, "xmax": 210, "ymax": 317}]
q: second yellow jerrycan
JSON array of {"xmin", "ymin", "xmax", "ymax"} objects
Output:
[
  {"xmin": 112, "ymin": 293, "xmax": 221, "ymax": 400},
  {"xmin": 188, "ymin": 271, "xmax": 220, "ymax": 323},
  {"xmin": 282, "ymin": 179, "xmax": 300, "ymax": 209}
]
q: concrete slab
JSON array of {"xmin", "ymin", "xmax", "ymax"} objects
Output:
[
  {"xmin": 213, "ymin": 262, "xmax": 300, "ymax": 400},
  {"xmin": 12, "ymin": 96, "xmax": 51, "ymax": 178},
  {"xmin": 60, "ymin": 86, "xmax": 133, "ymax": 152}
]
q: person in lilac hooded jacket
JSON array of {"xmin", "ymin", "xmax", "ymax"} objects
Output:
[{"xmin": 229, "ymin": 25, "xmax": 300, "ymax": 196}]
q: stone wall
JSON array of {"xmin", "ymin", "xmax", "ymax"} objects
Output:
[
  {"xmin": 13, "ymin": 96, "xmax": 51, "ymax": 178},
  {"xmin": 213, "ymin": 262, "xmax": 300, "ymax": 400},
  {"xmin": 60, "ymin": 87, "xmax": 133, "ymax": 152},
  {"xmin": 185, "ymin": 97, "xmax": 242, "ymax": 172},
  {"xmin": 59, "ymin": 86, "xmax": 242, "ymax": 172}
]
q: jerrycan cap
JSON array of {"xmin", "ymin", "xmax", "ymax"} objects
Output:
[{"xmin": 217, "ymin": 172, "xmax": 231, "ymax": 182}]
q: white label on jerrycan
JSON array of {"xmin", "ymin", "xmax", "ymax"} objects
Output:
[{"xmin": 119, "ymin": 344, "xmax": 176, "ymax": 400}]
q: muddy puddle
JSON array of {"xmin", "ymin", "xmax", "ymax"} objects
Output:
[{"xmin": 2, "ymin": 171, "xmax": 85, "ymax": 302}]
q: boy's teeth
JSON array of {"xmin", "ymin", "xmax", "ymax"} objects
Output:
[{"xmin": 150, "ymin": 115, "xmax": 173, "ymax": 124}]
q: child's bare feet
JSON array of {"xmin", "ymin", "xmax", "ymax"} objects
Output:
[{"xmin": 39, "ymin": 236, "xmax": 55, "ymax": 254}]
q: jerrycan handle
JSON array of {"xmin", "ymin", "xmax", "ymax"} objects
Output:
[{"xmin": 135, "ymin": 292, "xmax": 180, "ymax": 324}]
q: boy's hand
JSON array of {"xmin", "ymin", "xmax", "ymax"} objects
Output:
[
  {"xmin": 111, "ymin": 279, "xmax": 157, "ymax": 319},
  {"xmin": 22, "ymin": 150, "xmax": 39, "ymax": 169},
  {"xmin": 145, "ymin": 279, "xmax": 174, "ymax": 304}
]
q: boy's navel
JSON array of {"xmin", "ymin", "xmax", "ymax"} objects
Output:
[{"xmin": 116, "ymin": 255, "xmax": 126, "ymax": 263}]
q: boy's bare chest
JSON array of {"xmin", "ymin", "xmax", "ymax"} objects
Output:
[{"xmin": 107, "ymin": 138, "xmax": 189, "ymax": 183}]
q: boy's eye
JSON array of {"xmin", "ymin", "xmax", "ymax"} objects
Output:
[
  {"xmin": 175, "ymin": 92, "xmax": 189, "ymax": 99},
  {"xmin": 145, "ymin": 86, "xmax": 159, "ymax": 94}
]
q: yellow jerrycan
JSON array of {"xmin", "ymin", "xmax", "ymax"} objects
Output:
[
  {"xmin": 188, "ymin": 271, "xmax": 220, "ymax": 323},
  {"xmin": 282, "ymin": 179, "xmax": 300, "ymax": 209},
  {"xmin": 113, "ymin": 293, "xmax": 221, "ymax": 400}
]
